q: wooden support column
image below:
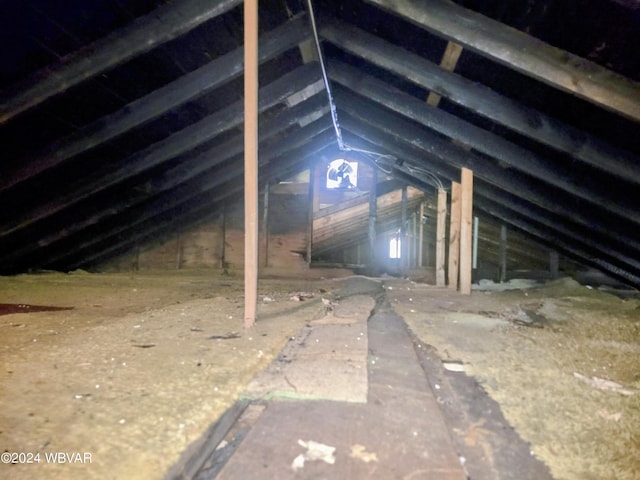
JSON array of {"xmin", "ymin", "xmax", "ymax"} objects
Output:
[
  {"xmin": 401, "ymin": 186, "xmax": 408, "ymax": 277},
  {"xmin": 418, "ymin": 201, "xmax": 425, "ymax": 267},
  {"xmin": 459, "ymin": 168, "xmax": 473, "ymax": 295},
  {"xmin": 219, "ymin": 211, "xmax": 226, "ymax": 269},
  {"xmin": 368, "ymin": 166, "xmax": 378, "ymax": 272},
  {"xmin": 436, "ymin": 188, "xmax": 447, "ymax": 286},
  {"xmin": 244, "ymin": 0, "xmax": 258, "ymax": 328},
  {"xmin": 550, "ymin": 250, "xmax": 560, "ymax": 279},
  {"xmin": 176, "ymin": 230, "xmax": 182, "ymax": 270},
  {"xmin": 499, "ymin": 224, "xmax": 508, "ymax": 283},
  {"xmin": 262, "ymin": 183, "xmax": 270, "ymax": 268},
  {"xmin": 448, "ymin": 181, "xmax": 461, "ymax": 289},
  {"xmin": 307, "ymin": 164, "xmax": 315, "ymax": 267},
  {"xmin": 412, "ymin": 213, "xmax": 418, "ymax": 269}
]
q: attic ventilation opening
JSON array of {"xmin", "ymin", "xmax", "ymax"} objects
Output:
[
  {"xmin": 326, "ymin": 159, "xmax": 358, "ymax": 189},
  {"xmin": 389, "ymin": 231, "xmax": 402, "ymax": 259}
]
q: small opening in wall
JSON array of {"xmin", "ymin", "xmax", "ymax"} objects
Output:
[
  {"xmin": 326, "ymin": 159, "xmax": 358, "ymax": 189},
  {"xmin": 389, "ymin": 233, "xmax": 402, "ymax": 259}
]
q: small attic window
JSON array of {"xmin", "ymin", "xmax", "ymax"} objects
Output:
[
  {"xmin": 389, "ymin": 233, "xmax": 402, "ymax": 259},
  {"xmin": 326, "ymin": 159, "xmax": 358, "ymax": 189}
]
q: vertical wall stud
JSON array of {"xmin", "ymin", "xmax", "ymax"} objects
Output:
[
  {"xmin": 244, "ymin": 0, "xmax": 259, "ymax": 328},
  {"xmin": 448, "ymin": 181, "xmax": 461, "ymax": 289},
  {"xmin": 459, "ymin": 168, "xmax": 473, "ymax": 295},
  {"xmin": 436, "ymin": 188, "xmax": 447, "ymax": 286}
]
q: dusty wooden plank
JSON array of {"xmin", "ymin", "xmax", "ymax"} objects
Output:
[
  {"xmin": 365, "ymin": 0, "xmax": 640, "ymax": 122},
  {"xmin": 165, "ymin": 399, "xmax": 249, "ymax": 480},
  {"xmin": 447, "ymin": 181, "xmax": 461, "ymax": 289},
  {"xmin": 459, "ymin": 168, "xmax": 473, "ymax": 295},
  {"xmin": 436, "ymin": 188, "xmax": 447, "ymax": 286}
]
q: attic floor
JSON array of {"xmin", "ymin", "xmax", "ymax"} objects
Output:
[{"xmin": 0, "ymin": 271, "xmax": 638, "ymax": 480}]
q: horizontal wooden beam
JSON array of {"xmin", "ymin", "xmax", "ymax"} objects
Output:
[
  {"xmin": 340, "ymin": 125, "xmax": 640, "ymax": 287},
  {"xmin": 1, "ymin": 14, "xmax": 311, "ymax": 192},
  {"xmin": 365, "ymin": 0, "xmax": 640, "ymax": 122},
  {"xmin": 341, "ymin": 121, "xmax": 640, "ymax": 258},
  {"xmin": 0, "ymin": 110, "xmax": 332, "ymax": 272},
  {"xmin": 328, "ymin": 61, "xmax": 640, "ymax": 225},
  {"xmin": 0, "ymin": 63, "xmax": 322, "ymax": 240},
  {"xmin": 0, "ymin": 0, "xmax": 243, "ymax": 124},
  {"xmin": 320, "ymin": 20, "xmax": 640, "ymax": 184}
]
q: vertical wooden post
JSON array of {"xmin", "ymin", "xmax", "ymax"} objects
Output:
[
  {"xmin": 176, "ymin": 230, "xmax": 182, "ymax": 270},
  {"xmin": 244, "ymin": 0, "xmax": 258, "ymax": 328},
  {"xmin": 219, "ymin": 210, "xmax": 226, "ymax": 269},
  {"xmin": 473, "ymin": 216, "xmax": 479, "ymax": 270},
  {"xmin": 418, "ymin": 201, "xmax": 425, "ymax": 268},
  {"xmin": 307, "ymin": 164, "xmax": 315, "ymax": 267},
  {"xmin": 368, "ymin": 166, "xmax": 377, "ymax": 272},
  {"xmin": 459, "ymin": 168, "xmax": 473, "ymax": 295},
  {"xmin": 312, "ymin": 161, "xmax": 321, "ymax": 213},
  {"xmin": 448, "ymin": 181, "xmax": 461, "ymax": 289},
  {"xmin": 550, "ymin": 250, "xmax": 560, "ymax": 279},
  {"xmin": 262, "ymin": 183, "xmax": 270, "ymax": 268},
  {"xmin": 401, "ymin": 186, "xmax": 408, "ymax": 277},
  {"xmin": 436, "ymin": 188, "xmax": 447, "ymax": 286},
  {"xmin": 499, "ymin": 224, "xmax": 507, "ymax": 283}
]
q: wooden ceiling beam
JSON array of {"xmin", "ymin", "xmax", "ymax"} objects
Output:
[
  {"xmin": 0, "ymin": 63, "xmax": 322, "ymax": 240},
  {"xmin": 387, "ymin": 158, "xmax": 640, "ymax": 287},
  {"xmin": 338, "ymin": 116, "xmax": 640, "ymax": 264},
  {"xmin": 36, "ymin": 127, "xmax": 338, "ymax": 271},
  {"xmin": 320, "ymin": 19, "xmax": 640, "ymax": 184},
  {"xmin": 0, "ymin": 14, "xmax": 311, "ymax": 192},
  {"xmin": 364, "ymin": 0, "xmax": 640, "ymax": 122},
  {"xmin": 0, "ymin": 0, "xmax": 243, "ymax": 124},
  {"xmin": 0, "ymin": 101, "xmax": 332, "ymax": 269},
  {"xmin": 329, "ymin": 68, "xmax": 640, "ymax": 226}
]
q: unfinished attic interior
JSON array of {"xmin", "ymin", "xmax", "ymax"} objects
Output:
[{"xmin": 1, "ymin": 0, "xmax": 639, "ymax": 478}]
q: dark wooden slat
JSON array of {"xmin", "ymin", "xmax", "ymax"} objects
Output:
[
  {"xmin": 0, "ymin": 102, "xmax": 332, "ymax": 268},
  {"xmin": 329, "ymin": 62, "xmax": 640, "ymax": 225},
  {"xmin": 365, "ymin": 0, "xmax": 640, "ymax": 121},
  {"xmin": 341, "ymin": 125, "xmax": 640, "ymax": 257},
  {"xmin": 0, "ymin": 63, "xmax": 322, "ymax": 239},
  {"xmin": 478, "ymin": 198, "xmax": 640, "ymax": 287},
  {"xmin": 393, "ymin": 167, "xmax": 640, "ymax": 287},
  {"xmin": 0, "ymin": 0, "xmax": 242, "ymax": 124},
  {"xmin": 338, "ymin": 119, "xmax": 640, "ymax": 284},
  {"xmin": 42, "ymin": 129, "xmax": 337, "ymax": 270},
  {"xmin": 1, "ymin": 14, "xmax": 311, "ymax": 192},
  {"xmin": 320, "ymin": 20, "xmax": 640, "ymax": 184}
]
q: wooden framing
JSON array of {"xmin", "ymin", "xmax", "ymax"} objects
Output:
[
  {"xmin": 366, "ymin": 0, "xmax": 640, "ymax": 121},
  {"xmin": 447, "ymin": 181, "xmax": 461, "ymax": 289},
  {"xmin": 435, "ymin": 188, "xmax": 447, "ymax": 286},
  {"xmin": 244, "ymin": 0, "xmax": 259, "ymax": 327},
  {"xmin": 499, "ymin": 224, "xmax": 507, "ymax": 283},
  {"xmin": 459, "ymin": 168, "xmax": 473, "ymax": 295}
]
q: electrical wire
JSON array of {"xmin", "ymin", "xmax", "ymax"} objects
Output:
[
  {"xmin": 304, "ymin": 0, "xmax": 444, "ymax": 192},
  {"xmin": 305, "ymin": 0, "xmax": 345, "ymax": 151}
]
